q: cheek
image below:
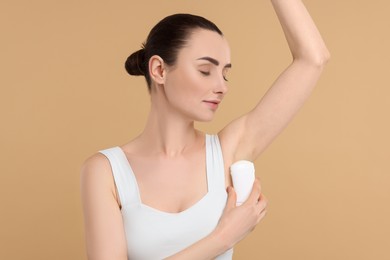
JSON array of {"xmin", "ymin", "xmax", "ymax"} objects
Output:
[
  {"xmin": 167, "ymin": 68, "xmax": 204, "ymax": 97},
  {"xmin": 183, "ymin": 67, "xmax": 210, "ymax": 94}
]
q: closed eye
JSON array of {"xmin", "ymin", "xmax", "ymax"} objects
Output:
[
  {"xmin": 200, "ymin": 70, "xmax": 228, "ymax": 81},
  {"xmin": 223, "ymin": 68, "xmax": 230, "ymax": 82}
]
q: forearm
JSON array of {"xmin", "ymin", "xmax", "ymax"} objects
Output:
[
  {"xmin": 164, "ymin": 230, "xmax": 230, "ymax": 260},
  {"xmin": 271, "ymin": 0, "xmax": 330, "ymax": 64}
]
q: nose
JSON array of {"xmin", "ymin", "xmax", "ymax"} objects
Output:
[{"xmin": 213, "ymin": 75, "xmax": 228, "ymax": 95}]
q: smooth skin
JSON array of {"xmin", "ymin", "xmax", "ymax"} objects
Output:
[{"xmin": 80, "ymin": 0, "xmax": 330, "ymax": 259}]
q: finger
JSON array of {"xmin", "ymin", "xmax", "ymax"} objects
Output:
[
  {"xmin": 226, "ymin": 186, "xmax": 237, "ymax": 209},
  {"xmin": 244, "ymin": 178, "xmax": 261, "ymax": 205},
  {"xmin": 256, "ymin": 193, "xmax": 268, "ymax": 215},
  {"xmin": 256, "ymin": 209, "xmax": 267, "ymax": 224}
]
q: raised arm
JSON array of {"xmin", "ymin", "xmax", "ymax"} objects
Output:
[{"xmin": 218, "ymin": 0, "xmax": 330, "ymax": 162}]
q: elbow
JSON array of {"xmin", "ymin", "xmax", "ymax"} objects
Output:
[
  {"xmin": 317, "ymin": 49, "xmax": 331, "ymax": 66},
  {"xmin": 295, "ymin": 48, "xmax": 331, "ymax": 68},
  {"xmin": 315, "ymin": 48, "xmax": 331, "ymax": 67}
]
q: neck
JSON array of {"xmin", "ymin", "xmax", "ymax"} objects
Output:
[{"xmin": 137, "ymin": 96, "xmax": 201, "ymax": 158}]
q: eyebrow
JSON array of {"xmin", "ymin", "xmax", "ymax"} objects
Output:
[{"xmin": 197, "ymin": 56, "xmax": 232, "ymax": 68}]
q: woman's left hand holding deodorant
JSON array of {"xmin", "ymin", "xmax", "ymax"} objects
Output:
[{"xmin": 212, "ymin": 178, "xmax": 268, "ymax": 250}]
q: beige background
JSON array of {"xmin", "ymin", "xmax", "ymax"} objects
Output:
[{"xmin": 1, "ymin": 0, "xmax": 389, "ymax": 259}]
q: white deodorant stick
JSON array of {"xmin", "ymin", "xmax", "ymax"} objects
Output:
[{"xmin": 230, "ymin": 160, "xmax": 255, "ymax": 206}]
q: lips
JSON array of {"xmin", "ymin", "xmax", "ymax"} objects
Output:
[
  {"xmin": 203, "ymin": 100, "xmax": 221, "ymax": 110},
  {"xmin": 203, "ymin": 100, "xmax": 221, "ymax": 104}
]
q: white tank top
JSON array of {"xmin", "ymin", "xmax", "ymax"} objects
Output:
[{"xmin": 99, "ymin": 134, "xmax": 234, "ymax": 259}]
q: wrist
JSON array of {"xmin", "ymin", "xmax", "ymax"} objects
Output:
[{"xmin": 209, "ymin": 227, "xmax": 234, "ymax": 253}]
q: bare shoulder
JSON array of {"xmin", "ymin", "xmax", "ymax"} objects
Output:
[
  {"xmin": 80, "ymin": 152, "xmax": 112, "ymax": 183},
  {"xmin": 80, "ymin": 152, "xmax": 121, "ymax": 208}
]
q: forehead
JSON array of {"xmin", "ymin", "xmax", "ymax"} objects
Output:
[{"xmin": 178, "ymin": 29, "xmax": 231, "ymax": 64}]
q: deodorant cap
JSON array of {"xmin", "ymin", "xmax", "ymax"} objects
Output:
[
  {"xmin": 230, "ymin": 160, "xmax": 255, "ymax": 172},
  {"xmin": 230, "ymin": 160, "xmax": 255, "ymax": 206}
]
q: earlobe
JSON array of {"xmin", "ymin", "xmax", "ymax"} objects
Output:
[{"xmin": 149, "ymin": 55, "xmax": 166, "ymax": 85}]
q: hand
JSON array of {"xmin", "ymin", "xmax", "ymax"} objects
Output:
[{"xmin": 213, "ymin": 178, "xmax": 268, "ymax": 249}]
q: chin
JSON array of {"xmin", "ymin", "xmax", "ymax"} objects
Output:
[
  {"xmin": 193, "ymin": 113, "xmax": 215, "ymax": 122},
  {"xmin": 183, "ymin": 107, "xmax": 216, "ymax": 122},
  {"xmin": 197, "ymin": 118, "xmax": 213, "ymax": 123}
]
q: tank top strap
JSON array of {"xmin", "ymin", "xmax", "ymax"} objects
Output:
[
  {"xmin": 205, "ymin": 134, "xmax": 226, "ymax": 192},
  {"xmin": 98, "ymin": 147, "xmax": 140, "ymax": 207}
]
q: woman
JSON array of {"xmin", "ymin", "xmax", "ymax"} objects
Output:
[{"xmin": 81, "ymin": 0, "xmax": 330, "ymax": 259}]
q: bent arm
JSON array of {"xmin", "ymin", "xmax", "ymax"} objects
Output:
[
  {"xmin": 80, "ymin": 156, "xmax": 266, "ymax": 260},
  {"xmin": 80, "ymin": 153, "xmax": 128, "ymax": 260},
  {"xmin": 165, "ymin": 179, "xmax": 266, "ymax": 260},
  {"xmin": 80, "ymin": 154, "xmax": 233, "ymax": 260},
  {"xmin": 163, "ymin": 230, "xmax": 229, "ymax": 260},
  {"xmin": 219, "ymin": 0, "xmax": 330, "ymax": 162}
]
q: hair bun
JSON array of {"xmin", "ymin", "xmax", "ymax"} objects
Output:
[{"xmin": 125, "ymin": 48, "xmax": 146, "ymax": 76}]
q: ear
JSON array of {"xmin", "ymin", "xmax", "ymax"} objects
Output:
[{"xmin": 148, "ymin": 55, "xmax": 166, "ymax": 85}]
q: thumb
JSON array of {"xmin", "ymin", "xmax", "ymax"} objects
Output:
[{"xmin": 226, "ymin": 186, "xmax": 237, "ymax": 209}]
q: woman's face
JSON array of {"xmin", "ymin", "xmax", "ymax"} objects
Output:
[{"xmin": 163, "ymin": 29, "xmax": 231, "ymax": 122}]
